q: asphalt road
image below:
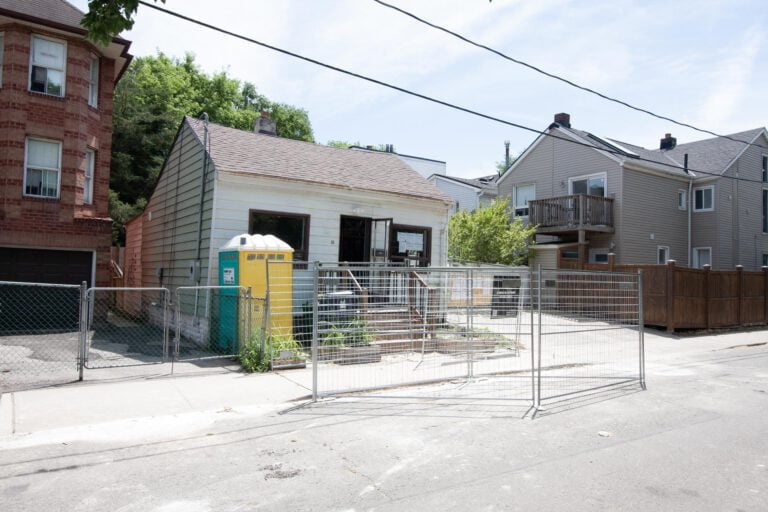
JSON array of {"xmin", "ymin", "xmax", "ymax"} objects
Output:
[{"xmin": 1, "ymin": 335, "xmax": 767, "ymax": 511}]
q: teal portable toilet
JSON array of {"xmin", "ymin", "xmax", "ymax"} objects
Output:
[{"xmin": 217, "ymin": 236, "xmax": 244, "ymax": 352}]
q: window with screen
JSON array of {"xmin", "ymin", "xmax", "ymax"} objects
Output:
[{"xmin": 30, "ymin": 35, "xmax": 66, "ymax": 96}]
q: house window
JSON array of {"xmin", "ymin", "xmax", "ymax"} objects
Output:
[
  {"xmin": 692, "ymin": 247, "xmax": 711, "ymax": 269},
  {"xmin": 763, "ymin": 155, "xmax": 767, "ymax": 183},
  {"xmin": 763, "ymin": 253, "xmax": 768, "ymax": 267},
  {"xmin": 677, "ymin": 189, "xmax": 687, "ymax": 210},
  {"xmin": 763, "ymin": 188, "xmax": 767, "ymax": 234},
  {"xmin": 84, "ymin": 150, "xmax": 95, "ymax": 204},
  {"xmin": 389, "ymin": 225, "xmax": 431, "ymax": 266},
  {"xmin": 24, "ymin": 138, "xmax": 61, "ymax": 198},
  {"xmin": 589, "ymin": 248, "xmax": 609, "ymax": 264},
  {"xmin": 0, "ymin": 32, "xmax": 4, "ymax": 87},
  {"xmin": 657, "ymin": 246, "xmax": 670, "ymax": 264},
  {"xmin": 249, "ymin": 210, "xmax": 310, "ymax": 260},
  {"xmin": 569, "ymin": 173, "xmax": 606, "ymax": 197},
  {"xmin": 88, "ymin": 54, "xmax": 99, "ymax": 107},
  {"xmin": 693, "ymin": 186, "xmax": 714, "ymax": 212},
  {"xmin": 514, "ymin": 184, "xmax": 535, "ymax": 217},
  {"xmin": 30, "ymin": 35, "xmax": 66, "ymax": 97}
]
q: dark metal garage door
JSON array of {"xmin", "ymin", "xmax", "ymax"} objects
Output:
[{"xmin": 0, "ymin": 248, "xmax": 92, "ymax": 332}]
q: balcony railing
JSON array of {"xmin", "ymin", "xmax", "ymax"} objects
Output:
[{"xmin": 528, "ymin": 194, "xmax": 614, "ymax": 233}]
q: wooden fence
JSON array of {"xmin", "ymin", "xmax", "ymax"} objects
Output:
[{"xmin": 573, "ymin": 259, "xmax": 768, "ymax": 332}]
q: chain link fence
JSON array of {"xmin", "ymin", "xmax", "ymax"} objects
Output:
[{"xmin": 0, "ymin": 281, "xmax": 82, "ymax": 391}]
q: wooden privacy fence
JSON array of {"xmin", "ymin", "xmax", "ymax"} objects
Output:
[{"xmin": 576, "ymin": 259, "xmax": 768, "ymax": 332}]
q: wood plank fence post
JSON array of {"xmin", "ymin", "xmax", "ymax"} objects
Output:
[
  {"xmin": 666, "ymin": 260, "xmax": 676, "ymax": 333},
  {"xmin": 703, "ymin": 264, "xmax": 711, "ymax": 330},
  {"xmin": 764, "ymin": 266, "xmax": 768, "ymax": 325},
  {"xmin": 608, "ymin": 253, "xmax": 616, "ymax": 272},
  {"xmin": 735, "ymin": 265, "xmax": 743, "ymax": 327}
]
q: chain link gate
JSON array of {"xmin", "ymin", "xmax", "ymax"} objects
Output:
[{"xmin": 83, "ymin": 287, "xmax": 170, "ymax": 369}]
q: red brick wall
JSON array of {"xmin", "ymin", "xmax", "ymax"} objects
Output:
[{"xmin": 0, "ymin": 23, "xmax": 116, "ymax": 286}]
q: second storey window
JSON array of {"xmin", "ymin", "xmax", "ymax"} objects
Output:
[
  {"xmin": 84, "ymin": 150, "xmax": 95, "ymax": 204},
  {"xmin": 763, "ymin": 188, "xmax": 767, "ymax": 234},
  {"xmin": 30, "ymin": 35, "xmax": 66, "ymax": 97},
  {"xmin": 569, "ymin": 173, "xmax": 606, "ymax": 197},
  {"xmin": 514, "ymin": 184, "xmax": 535, "ymax": 217},
  {"xmin": 677, "ymin": 189, "xmax": 687, "ymax": 210},
  {"xmin": 693, "ymin": 186, "xmax": 714, "ymax": 212},
  {"xmin": 24, "ymin": 138, "xmax": 61, "ymax": 198},
  {"xmin": 762, "ymin": 155, "xmax": 767, "ymax": 182},
  {"xmin": 88, "ymin": 55, "xmax": 99, "ymax": 107}
]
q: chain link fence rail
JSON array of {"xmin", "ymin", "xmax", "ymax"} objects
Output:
[{"xmin": 0, "ymin": 281, "xmax": 83, "ymax": 391}]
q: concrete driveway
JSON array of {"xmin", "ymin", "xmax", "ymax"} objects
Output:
[{"xmin": 0, "ymin": 328, "xmax": 767, "ymax": 511}]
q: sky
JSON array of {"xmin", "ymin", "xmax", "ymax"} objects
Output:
[{"xmin": 72, "ymin": 0, "xmax": 768, "ymax": 178}]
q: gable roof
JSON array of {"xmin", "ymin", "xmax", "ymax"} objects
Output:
[
  {"xmin": 185, "ymin": 117, "xmax": 452, "ymax": 203},
  {"xmin": 430, "ymin": 174, "xmax": 498, "ymax": 193},
  {"xmin": 0, "ymin": 0, "xmax": 133, "ymax": 81},
  {"xmin": 500, "ymin": 120, "xmax": 766, "ymax": 185}
]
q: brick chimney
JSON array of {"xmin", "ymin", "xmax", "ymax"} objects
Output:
[
  {"xmin": 660, "ymin": 133, "xmax": 677, "ymax": 150},
  {"xmin": 553, "ymin": 112, "xmax": 571, "ymax": 128},
  {"xmin": 254, "ymin": 111, "xmax": 276, "ymax": 136}
]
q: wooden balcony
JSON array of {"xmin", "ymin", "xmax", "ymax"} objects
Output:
[{"xmin": 528, "ymin": 194, "xmax": 614, "ymax": 234}]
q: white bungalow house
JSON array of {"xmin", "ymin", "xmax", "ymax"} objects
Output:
[{"xmin": 124, "ymin": 114, "xmax": 453, "ymax": 292}]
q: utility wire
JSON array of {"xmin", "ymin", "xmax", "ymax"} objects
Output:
[
  {"xmin": 136, "ymin": 1, "xmax": 766, "ymax": 184},
  {"xmin": 372, "ymin": 0, "xmax": 765, "ymax": 150}
]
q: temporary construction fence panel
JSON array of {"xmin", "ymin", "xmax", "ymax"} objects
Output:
[
  {"xmin": 272, "ymin": 264, "xmax": 646, "ymax": 409},
  {"xmin": 84, "ymin": 288, "xmax": 170, "ymax": 368},
  {"xmin": 0, "ymin": 281, "xmax": 82, "ymax": 391}
]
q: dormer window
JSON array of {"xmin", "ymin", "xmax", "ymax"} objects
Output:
[{"xmin": 30, "ymin": 35, "xmax": 66, "ymax": 97}]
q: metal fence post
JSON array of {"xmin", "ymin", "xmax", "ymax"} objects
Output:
[
  {"xmin": 311, "ymin": 262, "xmax": 320, "ymax": 401},
  {"xmin": 638, "ymin": 269, "xmax": 646, "ymax": 389},
  {"xmin": 529, "ymin": 268, "xmax": 535, "ymax": 407},
  {"xmin": 535, "ymin": 265, "xmax": 543, "ymax": 410},
  {"xmin": 78, "ymin": 281, "xmax": 88, "ymax": 381}
]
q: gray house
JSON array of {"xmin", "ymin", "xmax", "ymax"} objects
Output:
[
  {"xmin": 427, "ymin": 174, "xmax": 498, "ymax": 213},
  {"xmin": 497, "ymin": 113, "xmax": 768, "ymax": 270}
]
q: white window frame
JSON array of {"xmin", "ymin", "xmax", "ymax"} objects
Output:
[
  {"xmin": 693, "ymin": 185, "xmax": 715, "ymax": 212},
  {"xmin": 692, "ymin": 247, "xmax": 712, "ymax": 269},
  {"xmin": 568, "ymin": 172, "xmax": 607, "ymax": 197},
  {"xmin": 513, "ymin": 183, "xmax": 535, "ymax": 218},
  {"xmin": 88, "ymin": 54, "xmax": 99, "ymax": 107},
  {"xmin": 23, "ymin": 137, "xmax": 62, "ymax": 199},
  {"xmin": 677, "ymin": 189, "xmax": 687, "ymax": 210},
  {"xmin": 84, "ymin": 149, "xmax": 95, "ymax": 204},
  {"xmin": 589, "ymin": 248, "xmax": 610, "ymax": 264},
  {"xmin": 657, "ymin": 245, "xmax": 670, "ymax": 264},
  {"xmin": 0, "ymin": 32, "xmax": 4, "ymax": 88},
  {"xmin": 763, "ymin": 253, "xmax": 768, "ymax": 267},
  {"xmin": 29, "ymin": 34, "xmax": 67, "ymax": 97}
]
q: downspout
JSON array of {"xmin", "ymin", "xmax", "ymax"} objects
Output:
[
  {"xmin": 686, "ymin": 153, "xmax": 692, "ymax": 267},
  {"xmin": 193, "ymin": 113, "xmax": 210, "ymax": 321}
]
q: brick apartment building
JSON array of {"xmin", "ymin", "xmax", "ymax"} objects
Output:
[{"xmin": 0, "ymin": 0, "xmax": 131, "ymax": 286}]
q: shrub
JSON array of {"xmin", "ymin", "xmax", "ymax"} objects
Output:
[{"xmin": 239, "ymin": 329, "xmax": 269, "ymax": 373}]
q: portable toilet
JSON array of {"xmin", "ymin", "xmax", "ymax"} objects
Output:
[{"xmin": 217, "ymin": 234, "xmax": 294, "ymax": 351}]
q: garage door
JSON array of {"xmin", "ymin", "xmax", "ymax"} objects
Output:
[
  {"xmin": 0, "ymin": 248, "xmax": 92, "ymax": 332},
  {"xmin": 0, "ymin": 248, "xmax": 93, "ymax": 286}
]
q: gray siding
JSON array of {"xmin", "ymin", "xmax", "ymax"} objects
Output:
[
  {"xmin": 621, "ymin": 169, "xmax": 690, "ymax": 266},
  {"xmin": 497, "ymin": 128, "xmax": 624, "ymax": 260},
  {"xmin": 719, "ymin": 132, "xmax": 768, "ymax": 270},
  {"xmin": 139, "ymin": 121, "xmax": 215, "ymax": 289}
]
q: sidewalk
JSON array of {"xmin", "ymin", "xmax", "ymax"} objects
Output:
[
  {"xmin": 1, "ymin": 327, "xmax": 766, "ymax": 441},
  {"xmin": 0, "ymin": 370, "xmax": 310, "ymax": 439}
]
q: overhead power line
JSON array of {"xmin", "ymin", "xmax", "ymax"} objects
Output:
[
  {"xmin": 136, "ymin": 1, "xmax": 765, "ymax": 184},
  {"xmin": 372, "ymin": 0, "xmax": 764, "ymax": 150}
]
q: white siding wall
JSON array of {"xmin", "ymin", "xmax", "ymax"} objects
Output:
[
  {"xmin": 429, "ymin": 177, "xmax": 480, "ymax": 212},
  {"xmin": 398, "ymin": 155, "xmax": 446, "ymax": 178},
  {"xmin": 208, "ymin": 174, "xmax": 451, "ymax": 284}
]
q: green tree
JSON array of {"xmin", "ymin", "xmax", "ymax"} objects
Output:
[
  {"xmin": 109, "ymin": 52, "xmax": 314, "ymax": 243},
  {"xmin": 448, "ymin": 198, "xmax": 536, "ymax": 265},
  {"xmin": 82, "ymin": 0, "xmax": 164, "ymax": 45}
]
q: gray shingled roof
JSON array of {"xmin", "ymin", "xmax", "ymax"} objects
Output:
[
  {"xmin": 433, "ymin": 174, "xmax": 498, "ymax": 193},
  {"xmin": 559, "ymin": 125, "xmax": 766, "ymax": 178},
  {"xmin": 186, "ymin": 117, "xmax": 452, "ymax": 203},
  {"xmin": 0, "ymin": 0, "xmax": 85, "ymax": 30}
]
